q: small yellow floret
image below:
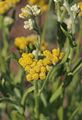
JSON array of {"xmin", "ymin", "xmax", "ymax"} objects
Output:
[
  {"xmin": 52, "ymin": 48, "xmax": 60, "ymax": 57},
  {"xmin": 43, "ymin": 50, "xmax": 52, "ymax": 58},
  {"xmin": 41, "ymin": 66, "xmax": 46, "ymax": 73},
  {"xmin": 19, "ymin": 53, "xmax": 33, "ymax": 68},
  {"xmin": 26, "ymin": 74, "xmax": 33, "ymax": 81},
  {"xmin": 34, "ymin": 65, "xmax": 41, "ymax": 73},
  {"xmin": 32, "ymin": 73, "xmax": 39, "ymax": 80},
  {"xmin": 39, "ymin": 72, "xmax": 46, "ymax": 80},
  {"xmin": 25, "ymin": 65, "xmax": 31, "ymax": 72},
  {"xmin": 52, "ymin": 56, "xmax": 59, "ymax": 64},
  {"xmin": 43, "ymin": 58, "xmax": 51, "ymax": 66}
]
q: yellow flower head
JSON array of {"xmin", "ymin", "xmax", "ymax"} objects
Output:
[
  {"xmin": 43, "ymin": 58, "xmax": 52, "ymax": 66},
  {"xmin": 52, "ymin": 48, "xmax": 60, "ymax": 57},
  {"xmin": 39, "ymin": 72, "xmax": 46, "ymax": 80},
  {"xmin": 0, "ymin": 1, "xmax": 10, "ymax": 15},
  {"xmin": 32, "ymin": 73, "xmax": 39, "ymax": 80},
  {"xmin": 18, "ymin": 48, "xmax": 64, "ymax": 81},
  {"xmin": 19, "ymin": 53, "xmax": 34, "ymax": 68},
  {"xmin": 37, "ymin": 60, "xmax": 43, "ymax": 67},
  {"xmin": 31, "ymin": 60, "xmax": 37, "ymax": 67},
  {"xmin": 52, "ymin": 56, "xmax": 59, "ymax": 64},
  {"xmin": 34, "ymin": 65, "xmax": 41, "ymax": 73},
  {"xmin": 15, "ymin": 35, "xmax": 37, "ymax": 50},
  {"xmin": 6, "ymin": 0, "xmax": 20, "ymax": 5},
  {"xmin": 52, "ymin": 48, "xmax": 64, "ymax": 63},
  {"xmin": 43, "ymin": 50, "xmax": 52, "ymax": 59},
  {"xmin": 41, "ymin": 66, "xmax": 46, "ymax": 73},
  {"xmin": 26, "ymin": 74, "xmax": 33, "ymax": 81},
  {"xmin": 15, "ymin": 37, "xmax": 28, "ymax": 50},
  {"xmin": 25, "ymin": 65, "xmax": 31, "ymax": 72},
  {"xmin": 0, "ymin": 0, "xmax": 20, "ymax": 15}
]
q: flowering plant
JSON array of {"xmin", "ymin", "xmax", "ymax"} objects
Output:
[{"xmin": 0, "ymin": 0, "xmax": 82, "ymax": 120}]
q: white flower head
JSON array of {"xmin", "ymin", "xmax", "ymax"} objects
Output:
[
  {"xmin": 32, "ymin": 50, "xmax": 37, "ymax": 56},
  {"xmin": 31, "ymin": 5, "xmax": 41, "ymax": 16},
  {"xmin": 71, "ymin": 4, "xmax": 79, "ymax": 13},
  {"xmin": 24, "ymin": 19, "xmax": 34, "ymax": 30},
  {"xmin": 19, "ymin": 5, "xmax": 32, "ymax": 19},
  {"xmin": 19, "ymin": 4, "xmax": 40, "ymax": 18},
  {"xmin": 32, "ymin": 50, "xmax": 41, "ymax": 56}
]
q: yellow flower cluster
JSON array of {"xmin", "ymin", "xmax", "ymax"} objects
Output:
[
  {"xmin": 18, "ymin": 48, "xmax": 64, "ymax": 81},
  {"xmin": 27, "ymin": 0, "xmax": 48, "ymax": 12},
  {"xmin": 0, "ymin": 0, "xmax": 20, "ymax": 15},
  {"xmin": 43, "ymin": 48, "xmax": 64, "ymax": 65},
  {"xmin": 15, "ymin": 35, "xmax": 48, "ymax": 51},
  {"xmin": 6, "ymin": 0, "xmax": 20, "ymax": 5},
  {"xmin": 15, "ymin": 35, "xmax": 37, "ymax": 50}
]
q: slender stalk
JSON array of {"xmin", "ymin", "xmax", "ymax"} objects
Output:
[
  {"xmin": 41, "ymin": 0, "xmax": 52, "ymax": 41},
  {"xmin": 34, "ymin": 80, "xmax": 39, "ymax": 120},
  {"xmin": 34, "ymin": 21, "xmax": 41, "ymax": 119},
  {"xmin": 56, "ymin": 1, "xmax": 61, "ymax": 22}
]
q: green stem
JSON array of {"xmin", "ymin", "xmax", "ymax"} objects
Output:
[
  {"xmin": 34, "ymin": 80, "xmax": 39, "ymax": 120},
  {"xmin": 56, "ymin": 1, "xmax": 61, "ymax": 22},
  {"xmin": 2, "ymin": 23, "xmax": 9, "ymax": 57},
  {"xmin": 34, "ymin": 28, "xmax": 41, "ymax": 119},
  {"xmin": 21, "ymin": 86, "xmax": 35, "ymax": 107},
  {"xmin": 41, "ymin": 0, "xmax": 52, "ymax": 41},
  {"xmin": 39, "ymin": 66, "xmax": 55, "ymax": 94},
  {"xmin": 61, "ymin": 8, "xmax": 66, "ymax": 22}
]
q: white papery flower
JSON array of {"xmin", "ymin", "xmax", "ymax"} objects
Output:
[
  {"xmin": 24, "ymin": 19, "xmax": 34, "ymax": 30},
  {"xmin": 71, "ymin": 4, "xmax": 79, "ymax": 13},
  {"xmin": 31, "ymin": 5, "xmax": 41, "ymax": 16},
  {"xmin": 19, "ymin": 5, "xmax": 31, "ymax": 19},
  {"xmin": 19, "ymin": 4, "xmax": 40, "ymax": 19},
  {"xmin": 32, "ymin": 50, "xmax": 37, "ymax": 56}
]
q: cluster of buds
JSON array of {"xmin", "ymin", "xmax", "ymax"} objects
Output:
[
  {"xmin": 19, "ymin": 4, "xmax": 41, "ymax": 30},
  {"xmin": 70, "ymin": 4, "xmax": 80, "ymax": 18}
]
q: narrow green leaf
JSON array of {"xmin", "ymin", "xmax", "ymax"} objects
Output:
[
  {"xmin": 49, "ymin": 84, "xmax": 63, "ymax": 103},
  {"xmin": 69, "ymin": 103, "xmax": 82, "ymax": 120},
  {"xmin": 61, "ymin": 26, "xmax": 76, "ymax": 47},
  {"xmin": 72, "ymin": 59, "xmax": 82, "ymax": 75},
  {"xmin": 40, "ymin": 93, "xmax": 47, "ymax": 107},
  {"xmin": 0, "ymin": 97, "xmax": 16, "ymax": 104},
  {"xmin": 21, "ymin": 86, "xmax": 35, "ymax": 106},
  {"xmin": 39, "ymin": 66, "xmax": 54, "ymax": 94}
]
